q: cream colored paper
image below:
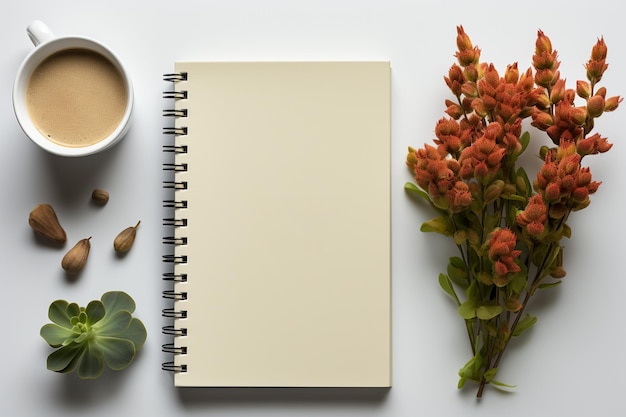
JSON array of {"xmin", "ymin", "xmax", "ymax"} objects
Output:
[{"xmin": 170, "ymin": 61, "xmax": 390, "ymax": 387}]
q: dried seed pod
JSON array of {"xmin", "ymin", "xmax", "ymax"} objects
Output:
[
  {"xmin": 91, "ymin": 189, "xmax": 110, "ymax": 205},
  {"xmin": 62, "ymin": 237, "xmax": 92, "ymax": 274},
  {"xmin": 28, "ymin": 203, "xmax": 67, "ymax": 244},
  {"xmin": 114, "ymin": 221, "xmax": 140, "ymax": 253}
]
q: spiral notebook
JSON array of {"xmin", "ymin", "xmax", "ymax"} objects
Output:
[{"xmin": 162, "ymin": 61, "xmax": 391, "ymax": 387}]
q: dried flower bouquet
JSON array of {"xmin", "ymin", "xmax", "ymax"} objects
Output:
[{"xmin": 405, "ymin": 27, "xmax": 621, "ymax": 397}]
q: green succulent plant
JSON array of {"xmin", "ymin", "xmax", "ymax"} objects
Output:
[{"xmin": 40, "ymin": 291, "xmax": 147, "ymax": 379}]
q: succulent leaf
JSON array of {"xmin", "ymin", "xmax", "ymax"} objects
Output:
[
  {"xmin": 101, "ymin": 291, "xmax": 136, "ymax": 317},
  {"xmin": 46, "ymin": 344, "xmax": 83, "ymax": 373},
  {"xmin": 66, "ymin": 302, "xmax": 80, "ymax": 318},
  {"xmin": 40, "ymin": 291, "xmax": 146, "ymax": 379},
  {"xmin": 97, "ymin": 337, "xmax": 136, "ymax": 370},
  {"xmin": 40, "ymin": 323, "xmax": 76, "ymax": 347},
  {"xmin": 77, "ymin": 345, "xmax": 104, "ymax": 379},
  {"xmin": 96, "ymin": 310, "xmax": 132, "ymax": 336},
  {"xmin": 120, "ymin": 318, "xmax": 148, "ymax": 350},
  {"xmin": 85, "ymin": 300, "xmax": 106, "ymax": 325},
  {"xmin": 48, "ymin": 300, "xmax": 71, "ymax": 327}
]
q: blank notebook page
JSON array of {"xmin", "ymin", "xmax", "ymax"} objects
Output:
[{"xmin": 169, "ymin": 61, "xmax": 391, "ymax": 387}]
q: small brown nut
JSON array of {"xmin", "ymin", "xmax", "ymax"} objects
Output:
[
  {"xmin": 114, "ymin": 221, "xmax": 140, "ymax": 253},
  {"xmin": 91, "ymin": 189, "xmax": 110, "ymax": 205},
  {"xmin": 62, "ymin": 237, "xmax": 92, "ymax": 273},
  {"xmin": 28, "ymin": 203, "xmax": 67, "ymax": 244}
]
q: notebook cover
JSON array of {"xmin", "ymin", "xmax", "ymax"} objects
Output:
[{"xmin": 169, "ymin": 61, "xmax": 391, "ymax": 387}]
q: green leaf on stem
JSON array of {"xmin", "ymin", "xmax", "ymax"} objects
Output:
[
  {"xmin": 447, "ymin": 256, "xmax": 469, "ymax": 287},
  {"xmin": 512, "ymin": 314, "xmax": 537, "ymax": 337},
  {"xmin": 438, "ymin": 273, "xmax": 459, "ymax": 303},
  {"xmin": 458, "ymin": 350, "xmax": 485, "ymax": 387},
  {"xmin": 518, "ymin": 131, "xmax": 531, "ymax": 155},
  {"xmin": 453, "ymin": 230, "xmax": 467, "ymax": 245},
  {"xmin": 509, "ymin": 265, "xmax": 528, "ymax": 294},
  {"xmin": 562, "ymin": 223, "xmax": 572, "ymax": 238},
  {"xmin": 458, "ymin": 300, "xmax": 477, "ymax": 319},
  {"xmin": 516, "ymin": 166, "xmax": 532, "ymax": 198},
  {"xmin": 490, "ymin": 379, "xmax": 517, "ymax": 390},
  {"xmin": 420, "ymin": 216, "xmax": 453, "ymax": 236},
  {"xmin": 465, "ymin": 279, "xmax": 480, "ymax": 304},
  {"xmin": 476, "ymin": 305, "xmax": 503, "ymax": 320},
  {"xmin": 500, "ymin": 193, "xmax": 527, "ymax": 203},
  {"xmin": 538, "ymin": 280, "xmax": 562, "ymax": 290},
  {"xmin": 404, "ymin": 182, "xmax": 430, "ymax": 202},
  {"xmin": 483, "ymin": 367, "xmax": 498, "ymax": 383}
]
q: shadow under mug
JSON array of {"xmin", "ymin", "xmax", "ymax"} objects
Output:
[{"xmin": 12, "ymin": 20, "xmax": 134, "ymax": 157}]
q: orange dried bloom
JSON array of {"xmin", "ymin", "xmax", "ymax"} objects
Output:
[
  {"xmin": 576, "ymin": 133, "xmax": 612, "ymax": 156},
  {"xmin": 407, "ymin": 144, "xmax": 471, "ymax": 212},
  {"xmin": 447, "ymin": 181, "xmax": 473, "ymax": 213},
  {"xmin": 550, "ymin": 79, "xmax": 566, "ymax": 104},
  {"xmin": 532, "ymin": 30, "xmax": 560, "ymax": 88},
  {"xmin": 576, "ymin": 80, "xmax": 591, "ymax": 99},
  {"xmin": 488, "ymin": 229, "xmax": 522, "ymax": 279},
  {"xmin": 458, "ymin": 114, "xmax": 484, "ymax": 147},
  {"xmin": 591, "ymin": 37, "xmax": 608, "ymax": 61},
  {"xmin": 516, "ymin": 194, "xmax": 547, "ymax": 238},
  {"xmin": 455, "ymin": 26, "xmax": 481, "ymax": 67},
  {"xmin": 539, "ymin": 92, "xmax": 584, "ymax": 144},
  {"xmin": 531, "ymin": 110, "xmax": 553, "ymax": 130},
  {"xmin": 535, "ymin": 30, "xmax": 553, "ymax": 57},
  {"xmin": 604, "ymin": 95, "xmax": 623, "ymax": 112},
  {"xmin": 586, "ymin": 37, "xmax": 609, "ymax": 83},
  {"xmin": 587, "ymin": 94, "xmax": 605, "ymax": 118},
  {"xmin": 434, "ymin": 118, "xmax": 463, "ymax": 155},
  {"xmin": 458, "ymin": 124, "xmax": 505, "ymax": 179},
  {"xmin": 445, "ymin": 64, "xmax": 465, "ymax": 96},
  {"xmin": 534, "ymin": 141, "xmax": 601, "ymax": 211}
]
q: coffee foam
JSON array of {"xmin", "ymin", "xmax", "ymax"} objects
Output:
[{"xmin": 26, "ymin": 48, "xmax": 127, "ymax": 147}]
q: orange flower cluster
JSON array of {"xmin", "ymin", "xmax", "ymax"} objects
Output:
[
  {"xmin": 535, "ymin": 142, "xmax": 601, "ymax": 217},
  {"xmin": 516, "ymin": 194, "xmax": 548, "ymax": 238},
  {"xmin": 407, "ymin": 144, "xmax": 471, "ymax": 212},
  {"xmin": 530, "ymin": 30, "xmax": 621, "ymax": 146},
  {"xmin": 488, "ymin": 228, "xmax": 522, "ymax": 284},
  {"xmin": 458, "ymin": 123, "xmax": 505, "ymax": 179},
  {"xmin": 405, "ymin": 26, "xmax": 621, "ymax": 396}
]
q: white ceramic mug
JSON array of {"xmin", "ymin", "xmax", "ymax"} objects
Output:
[{"xmin": 13, "ymin": 21, "xmax": 133, "ymax": 157}]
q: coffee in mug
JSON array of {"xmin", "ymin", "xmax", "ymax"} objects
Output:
[
  {"xmin": 13, "ymin": 21, "xmax": 133, "ymax": 157},
  {"xmin": 26, "ymin": 48, "xmax": 128, "ymax": 148}
]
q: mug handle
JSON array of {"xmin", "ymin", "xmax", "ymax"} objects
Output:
[{"xmin": 27, "ymin": 20, "xmax": 55, "ymax": 46}]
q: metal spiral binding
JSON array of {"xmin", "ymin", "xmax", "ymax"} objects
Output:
[
  {"xmin": 163, "ymin": 289, "xmax": 188, "ymax": 300},
  {"xmin": 163, "ymin": 144, "xmax": 188, "ymax": 154},
  {"xmin": 163, "ymin": 181, "xmax": 188, "ymax": 190},
  {"xmin": 163, "ymin": 200, "xmax": 188, "ymax": 209},
  {"xmin": 162, "ymin": 362, "xmax": 187, "ymax": 373},
  {"xmin": 162, "ymin": 254, "xmax": 187, "ymax": 264},
  {"xmin": 163, "ymin": 163, "xmax": 188, "ymax": 172},
  {"xmin": 163, "ymin": 109, "xmax": 188, "ymax": 117},
  {"xmin": 162, "ymin": 325, "xmax": 188, "ymax": 336},
  {"xmin": 162, "ymin": 343, "xmax": 188, "ymax": 354},
  {"xmin": 163, "ymin": 90, "xmax": 188, "ymax": 100},
  {"xmin": 163, "ymin": 72, "xmax": 188, "ymax": 82},
  {"xmin": 162, "ymin": 272, "xmax": 187, "ymax": 282},
  {"xmin": 162, "ymin": 308, "xmax": 188, "ymax": 319},
  {"xmin": 163, "ymin": 126, "xmax": 188, "ymax": 136},
  {"xmin": 163, "ymin": 218, "xmax": 188, "ymax": 227},
  {"xmin": 163, "ymin": 236, "xmax": 188, "ymax": 245},
  {"xmin": 162, "ymin": 71, "xmax": 190, "ymax": 374}
]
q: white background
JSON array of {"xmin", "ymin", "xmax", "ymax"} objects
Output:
[{"xmin": 2, "ymin": 1, "xmax": 625, "ymax": 416}]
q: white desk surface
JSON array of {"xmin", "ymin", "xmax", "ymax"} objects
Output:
[{"xmin": 2, "ymin": 1, "xmax": 625, "ymax": 416}]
